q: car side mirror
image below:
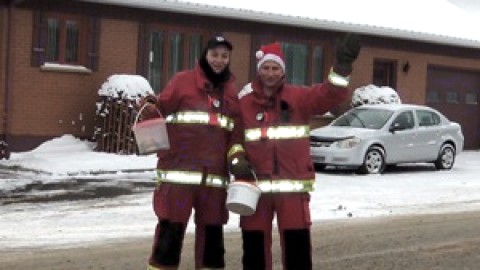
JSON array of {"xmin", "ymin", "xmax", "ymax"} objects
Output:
[{"xmin": 389, "ymin": 122, "xmax": 402, "ymax": 133}]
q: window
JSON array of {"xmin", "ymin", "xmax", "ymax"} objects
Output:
[
  {"xmin": 188, "ymin": 34, "xmax": 203, "ymax": 69},
  {"xmin": 465, "ymin": 92, "xmax": 478, "ymax": 105},
  {"xmin": 282, "ymin": 43, "xmax": 308, "ymax": 85},
  {"xmin": 148, "ymin": 32, "xmax": 164, "ymax": 93},
  {"xmin": 312, "ymin": 46, "xmax": 325, "ymax": 84},
  {"xmin": 168, "ymin": 33, "xmax": 185, "ymax": 79},
  {"xmin": 416, "ymin": 110, "xmax": 440, "ymax": 127},
  {"xmin": 143, "ymin": 28, "xmax": 207, "ymax": 92},
  {"xmin": 333, "ymin": 108, "xmax": 394, "ymax": 129},
  {"xmin": 426, "ymin": 91, "xmax": 440, "ymax": 103},
  {"xmin": 373, "ymin": 59, "xmax": 397, "ymax": 88},
  {"xmin": 392, "ymin": 111, "xmax": 414, "ymax": 130},
  {"xmin": 253, "ymin": 38, "xmax": 326, "ymax": 86},
  {"xmin": 32, "ymin": 11, "xmax": 99, "ymax": 70},
  {"xmin": 446, "ymin": 91, "xmax": 459, "ymax": 103},
  {"xmin": 274, "ymin": 41, "xmax": 325, "ymax": 85}
]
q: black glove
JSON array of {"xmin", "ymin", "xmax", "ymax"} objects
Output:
[
  {"xmin": 230, "ymin": 155, "xmax": 253, "ymax": 179},
  {"xmin": 334, "ymin": 33, "xmax": 361, "ymax": 76}
]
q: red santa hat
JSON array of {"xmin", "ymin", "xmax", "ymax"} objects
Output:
[{"xmin": 255, "ymin": 42, "xmax": 285, "ymax": 71}]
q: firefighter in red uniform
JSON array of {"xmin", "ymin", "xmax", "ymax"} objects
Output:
[
  {"xmin": 141, "ymin": 34, "xmax": 238, "ymax": 270},
  {"xmin": 228, "ymin": 33, "xmax": 361, "ymax": 270}
]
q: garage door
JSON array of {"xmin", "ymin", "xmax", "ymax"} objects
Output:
[{"xmin": 426, "ymin": 66, "xmax": 480, "ymax": 150}]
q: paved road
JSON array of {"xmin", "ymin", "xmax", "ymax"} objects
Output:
[
  {"xmin": 1, "ymin": 211, "xmax": 479, "ymax": 269},
  {"xmin": 0, "ymin": 167, "xmax": 155, "ymax": 205}
]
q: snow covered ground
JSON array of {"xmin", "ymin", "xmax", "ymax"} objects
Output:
[{"xmin": 1, "ymin": 135, "xmax": 480, "ymax": 249}]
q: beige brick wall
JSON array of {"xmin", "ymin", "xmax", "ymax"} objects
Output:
[
  {"xmin": 224, "ymin": 31, "xmax": 251, "ymax": 90},
  {"xmin": 4, "ymin": 6, "xmax": 480, "ymax": 150},
  {"xmin": 7, "ymin": 10, "xmax": 139, "ymax": 139},
  {"xmin": 350, "ymin": 46, "xmax": 480, "ymax": 106}
]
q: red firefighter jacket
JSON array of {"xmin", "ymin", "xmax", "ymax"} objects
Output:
[
  {"xmin": 152, "ymin": 65, "xmax": 238, "ymax": 188},
  {"xmin": 230, "ymin": 78, "xmax": 349, "ymax": 192}
]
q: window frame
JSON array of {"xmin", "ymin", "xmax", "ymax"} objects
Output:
[
  {"xmin": 139, "ymin": 23, "xmax": 210, "ymax": 92},
  {"xmin": 32, "ymin": 10, "xmax": 100, "ymax": 71},
  {"xmin": 44, "ymin": 13, "xmax": 87, "ymax": 65},
  {"xmin": 252, "ymin": 36, "xmax": 328, "ymax": 86},
  {"xmin": 373, "ymin": 59, "xmax": 397, "ymax": 88},
  {"xmin": 416, "ymin": 110, "xmax": 440, "ymax": 127}
]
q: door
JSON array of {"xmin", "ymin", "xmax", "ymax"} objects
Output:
[
  {"xmin": 426, "ymin": 66, "xmax": 480, "ymax": 149},
  {"xmin": 144, "ymin": 26, "xmax": 206, "ymax": 93}
]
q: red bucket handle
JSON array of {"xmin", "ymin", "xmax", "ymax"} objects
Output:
[{"xmin": 134, "ymin": 102, "xmax": 164, "ymax": 126}]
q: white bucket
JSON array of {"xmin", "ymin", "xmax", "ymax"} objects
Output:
[
  {"xmin": 226, "ymin": 181, "xmax": 261, "ymax": 216},
  {"xmin": 132, "ymin": 103, "xmax": 170, "ymax": 155}
]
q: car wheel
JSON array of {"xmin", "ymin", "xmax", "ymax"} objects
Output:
[
  {"xmin": 358, "ymin": 147, "xmax": 385, "ymax": 174},
  {"xmin": 314, "ymin": 164, "xmax": 326, "ymax": 171},
  {"xmin": 434, "ymin": 144, "xmax": 455, "ymax": 170}
]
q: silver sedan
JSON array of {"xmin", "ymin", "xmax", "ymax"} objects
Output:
[{"xmin": 310, "ymin": 104, "xmax": 464, "ymax": 174}]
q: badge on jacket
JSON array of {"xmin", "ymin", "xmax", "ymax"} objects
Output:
[{"xmin": 256, "ymin": 112, "xmax": 264, "ymax": 121}]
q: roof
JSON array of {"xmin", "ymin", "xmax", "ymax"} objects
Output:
[
  {"xmin": 77, "ymin": 0, "xmax": 480, "ymax": 49},
  {"xmin": 360, "ymin": 104, "xmax": 431, "ymax": 111}
]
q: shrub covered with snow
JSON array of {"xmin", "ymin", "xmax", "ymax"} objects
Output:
[
  {"xmin": 98, "ymin": 74, "xmax": 154, "ymax": 100},
  {"xmin": 351, "ymin": 84, "xmax": 401, "ymax": 107},
  {"xmin": 95, "ymin": 75, "xmax": 155, "ymax": 154}
]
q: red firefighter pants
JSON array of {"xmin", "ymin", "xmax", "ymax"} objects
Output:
[
  {"xmin": 240, "ymin": 192, "xmax": 312, "ymax": 270},
  {"xmin": 149, "ymin": 183, "xmax": 228, "ymax": 268}
]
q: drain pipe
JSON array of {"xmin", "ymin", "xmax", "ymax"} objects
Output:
[{"xmin": 1, "ymin": 2, "xmax": 18, "ymax": 159}]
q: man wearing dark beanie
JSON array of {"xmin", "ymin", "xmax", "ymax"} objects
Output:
[{"xmin": 140, "ymin": 33, "xmax": 237, "ymax": 270}]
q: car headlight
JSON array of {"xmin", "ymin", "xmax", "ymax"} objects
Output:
[{"xmin": 334, "ymin": 137, "xmax": 361, "ymax": 149}]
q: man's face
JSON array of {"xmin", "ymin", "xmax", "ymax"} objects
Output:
[
  {"xmin": 206, "ymin": 46, "xmax": 231, "ymax": 73},
  {"xmin": 258, "ymin": 61, "xmax": 284, "ymax": 88}
]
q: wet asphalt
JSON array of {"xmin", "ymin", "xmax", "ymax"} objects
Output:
[{"xmin": 0, "ymin": 165, "xmax": 156, "ymax": 205}]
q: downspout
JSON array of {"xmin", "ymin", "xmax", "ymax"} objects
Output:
[{"xmin": 1, "ymin": 2, "xmax": 18, "ymax": 159}]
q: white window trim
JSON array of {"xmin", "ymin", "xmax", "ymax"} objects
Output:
[{"xmin": 40, "ymin": 62, "xmax": 92, "ymax": 74}]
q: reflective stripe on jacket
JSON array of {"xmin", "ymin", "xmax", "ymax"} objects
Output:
[
  {"xmin": 153, "ymin": 65, "xmax": 237, "ymax": 178},
  {"xmin": 244, "ymin": 125, "xmax": 309, "ymax": 141},
  {"xmin": 166, "ymin": 111, "xmax": 234, "ymax": 131},
  {"xmin": 156, "ymin": 169, "xmax": 228, "ymax": 188},
  {"xmin": 231, "ymin": 79, "xmax": 349, "ymax": 193},
  {"xmin": 256, "ymin": 179, "xmax": 315, "ymax": 192}
]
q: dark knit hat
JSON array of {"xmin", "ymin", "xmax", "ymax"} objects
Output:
[{"xmin": 206, "ymin": 33, "xmax": 233, "ymax": 50}]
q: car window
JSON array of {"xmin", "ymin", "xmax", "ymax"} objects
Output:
[
  {"xmin": 416, "ymin": 110, "xmax": 440, "ymax": 127},
  {"xmin": 391, "ymin": 111, "xmax": 415, "ymax": 130},
  {"xmin": 332, "ymin": 108, "xmax": 394, "ymax": 129}
]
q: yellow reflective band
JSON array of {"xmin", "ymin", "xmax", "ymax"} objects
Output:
[
  {"xmin": 244, "ymin": 125, "xmax": 310, "ymax": 142},
  {"xmin": 156, "ymin": 170, "xmax": 227, "ymax": 188},
  {"xmin": 147, "ymin": 265, "xmax": 161, "ymax": 270},
  {"xmin": 256, "ymin": 179, "xmax": 315, "ymax": 192},
  {"xmin": 227, "ymin": 144, "xmax": 245, "ymax": 158},
  {"xmin": 328, "ymin": 67, "xmax": 350, "ymax": 87},
  {"xmin": 166, "ymin": 111, "xmax": 234, "ymax": 131}
]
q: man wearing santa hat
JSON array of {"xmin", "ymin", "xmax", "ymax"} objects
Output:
[{"xmin": 227, "ymin": 33, "xmax": 361, "ymax": 269}]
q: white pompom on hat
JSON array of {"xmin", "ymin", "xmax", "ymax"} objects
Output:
[{"xmin": 256, "ymin": 42, "xmax": 285, "ymax": 71}]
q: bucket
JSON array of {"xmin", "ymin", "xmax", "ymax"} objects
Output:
[
  {"xmin": 132, "ymin": 103, "xmax": 170, "ymax": 155},
  {"xmin": 226, "ymin": 181, "xmax": 261, "ymax": 216}
]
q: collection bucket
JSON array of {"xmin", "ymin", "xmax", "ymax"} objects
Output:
[
  {"xmin": 226, "ymin": 181, "xmax": 261, "ymax": 216},
  {"xmin": 132, "ymin": 103, "xmax": 170, "ymax": 155}
]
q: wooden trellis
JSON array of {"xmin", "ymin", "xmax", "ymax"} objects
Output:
[{"xmin": 94, "ymin": 96, "xmax": 140, "ymax": 154}]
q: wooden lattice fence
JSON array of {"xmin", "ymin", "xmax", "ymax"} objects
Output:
[{"xmin": 94, "ymin": 96, "xmax": 140, "ymax": 154}]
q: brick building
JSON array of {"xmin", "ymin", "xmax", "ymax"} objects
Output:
[{"xmin": 1, "ymin": 0, "xmax": 480, "ymax": 153}]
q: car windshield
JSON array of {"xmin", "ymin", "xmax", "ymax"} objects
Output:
[{"xmin": 332, "ymin": 108, "xmax": 394, "ymax": 129}]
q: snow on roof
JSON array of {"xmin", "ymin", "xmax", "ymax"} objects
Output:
[{"xmin": 77, "ymin": 0, "xmax": 480, "ymax": 49}]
